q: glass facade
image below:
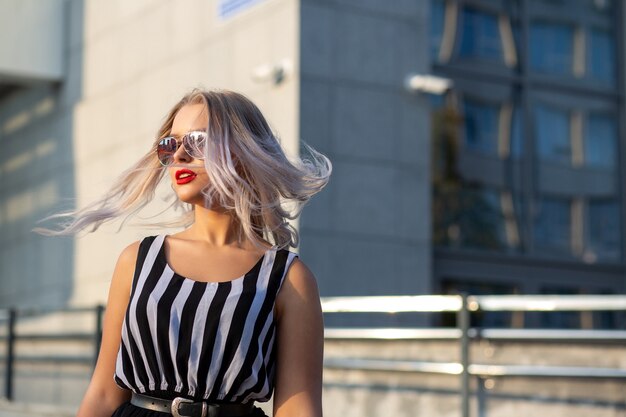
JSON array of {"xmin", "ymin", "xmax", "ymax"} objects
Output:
[
  {"xmin": 431, "ymin": 0, "xmax": 622, "ymax": 263},
  {"xmin": 430, "ymin": 0, "xmax": 623, "ymax": 327}
]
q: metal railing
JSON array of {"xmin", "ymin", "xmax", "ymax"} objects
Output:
[
  {"xmin": 320, "ymin": 294, "xmax": 626, "ymax": 417},
  {"xmin": 0, "ymin": 305, "xmax": 104, "ymax": 401},
  {"xmin": 0, "ymin": 295, "xmax": 624, "ymax": 416}
]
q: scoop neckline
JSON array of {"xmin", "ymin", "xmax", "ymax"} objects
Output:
[{"xmin": 159, "ymin": 234, "xmax": 277, "ymax": 285}]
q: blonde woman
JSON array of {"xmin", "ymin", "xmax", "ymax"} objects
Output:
[{"xmin": 37, "ymin": 89, "xmax": 331, "ymax": 417}]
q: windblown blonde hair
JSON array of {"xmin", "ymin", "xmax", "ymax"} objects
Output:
[{"xmin": 34, "ymin": 88, "xmax": 332, "ymax": 250}]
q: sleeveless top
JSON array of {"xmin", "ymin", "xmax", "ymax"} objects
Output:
[{"xmin": 113, "ymin": 234, "xmax": 299, "ymax": 403}]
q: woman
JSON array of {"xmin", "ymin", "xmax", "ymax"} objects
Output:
[{"xmin": 37, "ymin": 89, "xmax": 331, "ymax": 417}]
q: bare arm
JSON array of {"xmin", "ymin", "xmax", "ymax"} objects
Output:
[
  {"xmin": 273, "ymin": 258, "xmax": 324, "ymax": 417},
  {"xmin": 76, "ymin": 241, "xmax": 139, "ymax": 417}
]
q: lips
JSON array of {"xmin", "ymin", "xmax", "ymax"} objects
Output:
[{"xmin": 175, "ymin": 169, "xmax": 197, "ymax": 185}]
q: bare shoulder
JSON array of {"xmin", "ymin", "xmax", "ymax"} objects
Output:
[
  {"xmin": 118, "ymin": 240, "xmax": 141, "ymax": 265},
  {"xmin": 110, "ymin": 240, "xmax": 141, "ymax": 290},
  {"xmin": 285, "ymin": 256, "xmax": 317, "ymax": 290},
  {"xmin": 117, "ymin": 241, "xmax": 141, "ymax": 269},
  {"xmin": 275, "ymin": 255, "xmax": 321, "ymax": 319}
]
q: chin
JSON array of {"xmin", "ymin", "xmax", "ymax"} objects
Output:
[
  {"xmin": 176, "ymin": 194, "xmax": 205, "ymax": 206},
  {"xmin": 178, "ymin": 190, "xmax": 218, "ymax": 207}
]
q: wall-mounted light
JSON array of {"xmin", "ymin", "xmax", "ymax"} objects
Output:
[
  {"xmin": 251, "ymin": 58, "xmax": 293, "ymax": 85},
  {"xmin": 404, "ymin": 73, "xmax": 453, "ymax": 95}
]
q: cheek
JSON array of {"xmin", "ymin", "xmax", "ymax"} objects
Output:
[{"xmin": 191, "ymin": 176, "xmax": 211, "ymax": 193}]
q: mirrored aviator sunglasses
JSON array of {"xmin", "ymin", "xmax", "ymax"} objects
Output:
[{"xmin": 156, "ymin": 130, "xmax": 208, "ymax": 166}]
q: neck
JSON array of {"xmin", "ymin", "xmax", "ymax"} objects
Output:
[{"xmin": 188, "ymin": 205, "xmax": 243, "ymax": 248}]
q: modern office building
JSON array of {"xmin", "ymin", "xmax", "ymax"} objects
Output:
[{"xmin": 0, "ymin": 0, "xmax": 624, "ymax": 330}]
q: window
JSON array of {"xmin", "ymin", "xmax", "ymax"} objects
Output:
[
  {"xmin": 433, "ymin": 183, "xmax": 522, "ymax": 251},
  {"xmin": 584, "ymin": 113, "xmax": 616, "ymax": 169},
  {"xmin": 459, "ymin": 8, "xmax": 504, "ymax": 62},
  {"xmin": 460, "ymin": 187, "xmax": 505, "ymax": 249},
  {"xmin": 533, "ymin": 197, "xmax": 571, "ymax": 255},
  {"xmin": 587, "ymin": 200, "xmax": 621, "ymax": 261},
  {"xmin": 463, "ymin": 99, "xmax": 499, "ymax": 154},
  {"xmin": 432, "ymin": 93, "xmax": 523, "ymax": 253},
  {"xmin": 430, "ymin": 2, "xmax": 519, "ymax": 68},
  {"xmin": 534, "ymin": 104, "xmax": 571, "ymax": 165},
  {"xmin": 530, "ymin": 22, "xmax": 574, "ymax": 75},
  {"xmin": 587, "ymin": 29, "xmax": 616, "ymax": 84}
]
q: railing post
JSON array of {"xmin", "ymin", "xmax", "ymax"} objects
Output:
[
  {"xmin": 93, "ymin": 305, "xmax": 104, "ymax": 367},
  {"xmin": 5, "ymin": 308, "xmax": 16, "ymax": 401},
  {"xmin": 477, "ymin": 377, "xmax": 487, "ymax": 417},
  {"xmin": 458, "ymin": 294, "xmax": 470, "ymax": 417}
]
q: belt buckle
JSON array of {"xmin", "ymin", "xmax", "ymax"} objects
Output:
[{"xmin": 171, "ymin": 396, "xmax": 206, "ymax": 417}]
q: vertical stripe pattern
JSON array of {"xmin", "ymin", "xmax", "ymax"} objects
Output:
[{"xmin": 114, "ymin": 235, "xmax": 299, "ymax": 403}]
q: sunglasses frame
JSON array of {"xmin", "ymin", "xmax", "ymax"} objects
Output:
[{"xmin": 156, "ymin": 130, "xmax": 208, "ymax": 166}]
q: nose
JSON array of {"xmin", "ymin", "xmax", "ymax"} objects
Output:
[{"xmin": 172, "ymin": 142, "xmax": 192, "ymax": 164}]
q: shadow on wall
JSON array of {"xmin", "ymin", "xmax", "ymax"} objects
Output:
[{"xmin": 0, "ymin": 0, "xmax": 84, "ymax": 309}]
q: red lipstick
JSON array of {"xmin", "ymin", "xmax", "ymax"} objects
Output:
[{"xmin": 175, "ymin": 169, "xmax": 197, "ymax": 185}]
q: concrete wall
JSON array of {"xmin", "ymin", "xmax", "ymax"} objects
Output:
[
  {"xmin": 298, "ymin": 0, "xmax": 433, "ymax": 298},
  {"xmin": 0, "ymin": 0, "xmax": 300, "ymax": 310},
  {"xmin": 1, "ymin": 0, "xmax": 434, "ymax": 315},
  {"xmin": 0, "ymin": 0, "xmax": 65, "ymax": 83}
]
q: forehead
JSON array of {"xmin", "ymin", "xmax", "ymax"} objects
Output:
[{"xmin": 171, "ymin": 103, "xmax": 208, "ymax": 134}]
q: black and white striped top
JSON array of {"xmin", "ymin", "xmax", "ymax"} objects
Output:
[{"xmin": 114, "ymin": 234, "xmax": 299, "ymax": 403}]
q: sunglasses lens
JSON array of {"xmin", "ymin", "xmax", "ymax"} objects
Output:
[
  {"xmin": 183, "ymin": 131, "xmax": 207, "ymax": 159},
  {"xmin": 157, "ymin": 137, "xmax": 177, "ymax": 165}
]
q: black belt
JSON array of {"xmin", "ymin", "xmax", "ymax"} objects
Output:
[{"xmin": 130, "ymin": 392, "xmax": 255, "ymax": 417}]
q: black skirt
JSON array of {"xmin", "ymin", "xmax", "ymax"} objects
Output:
[{"xmin": 111, "ymin": 400, "xmax": 269, "ymax": 417}]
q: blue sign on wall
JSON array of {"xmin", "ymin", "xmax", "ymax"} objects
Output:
[{"xmin": 218, "ymin": 0, "xmax": 266, "ymax": 20}]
